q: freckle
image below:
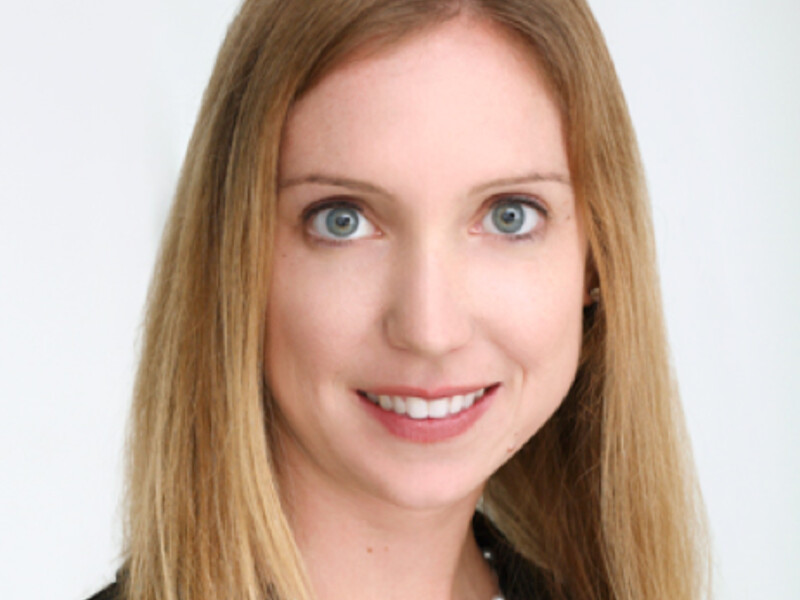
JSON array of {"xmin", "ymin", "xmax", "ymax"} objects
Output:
[
  {"xmin": 506, "ymin": 446, "xmax": 515, "ymax": 454},
  {"xmin": 366, "ymin": 547, "xmax": 373, "ymax": 553}
]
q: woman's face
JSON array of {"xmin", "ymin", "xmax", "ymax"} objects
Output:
[{"xmin": 266, "ymin": 17, "xmax": 587, "ymax": 510}]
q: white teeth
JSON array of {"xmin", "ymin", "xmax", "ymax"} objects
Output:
[
  {"xmin": 364, "ymin": 387, "xmax": 491, "ymax": 419},
  {"xmin": 428, "ymin": 398, "xmax": 449, "ymax": 419},
  {"xmin": 464, "ymin": 392, "xmax": 475, "ymax": 408},
  {"xmin": 406, "ymin": 397, "xmax": 428, "ymax": 419}
]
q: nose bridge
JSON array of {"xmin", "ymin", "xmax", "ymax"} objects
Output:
[{"xmin": 383, "ymin": 233, "xmax": 473, "ymax": 357}]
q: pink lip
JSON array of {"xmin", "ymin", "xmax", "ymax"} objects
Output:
[
  {"xmin": 357, "ymin": 384, "xmax": 499, "ymax": 444},
  {"xmin": 362, "ymin": 384, "xmax": 491, "ymax": 400}
]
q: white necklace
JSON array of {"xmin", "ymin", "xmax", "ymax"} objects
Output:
[{"xmin": 483, "ymin": 549, "xmax": 505, "ymax": 600}]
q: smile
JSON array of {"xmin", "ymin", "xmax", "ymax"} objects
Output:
[{"xmin": 359, "ymin": 385, "xmax": 496, "ymax": 419}]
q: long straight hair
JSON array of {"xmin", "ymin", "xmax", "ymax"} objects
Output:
[{"xmin": 124, "ymin": 1, "xmax": 709, "ymax": 599}]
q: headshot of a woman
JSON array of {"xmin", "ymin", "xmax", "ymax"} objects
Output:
[
  {"xmin": 73, "ymin": 1, "xmax": 712, "ymax": 599},
  {"xmin": 9, "ymin": 0, "xmax": 800, "ymax": 597}
]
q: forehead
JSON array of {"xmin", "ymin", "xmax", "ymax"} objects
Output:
[{"xmin": 280, "ymin": 16, "xmax": 568, "ymax": 196}]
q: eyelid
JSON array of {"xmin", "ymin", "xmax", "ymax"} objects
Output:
[
  {"xmin": 300, "ymin": 196, "xmax": 362, "ymax": 222},
  {"xmin": 487, "ymin": 193, "xmax": 548, "ymax": 216}
]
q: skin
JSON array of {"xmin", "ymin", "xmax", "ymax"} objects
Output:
[{"xmin": 265, "ymin": 16, "xmax": 588, "ymax": 600}]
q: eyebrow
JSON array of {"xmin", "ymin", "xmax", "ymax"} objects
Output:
[
  {"xmin": 279, "ymin": 174, "xmax": 391, "ymax": 197},
  {"xmin": 470, "ymin": 172, "xmax": 572, "ymax": 193},
  {"xmin": 278, "ymin": 171, "xmax": 571, "ymax": 197}
]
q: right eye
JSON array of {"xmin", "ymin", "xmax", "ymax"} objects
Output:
[{"xmin": 307, "ymin": 203, "xmax": 377, "ymax": 241}]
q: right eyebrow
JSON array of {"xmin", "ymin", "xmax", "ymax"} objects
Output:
[{"xmin": 278, "ymin": 174, "xmax": 393, "ymax": 198}]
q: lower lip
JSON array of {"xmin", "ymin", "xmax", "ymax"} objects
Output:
[{"xmin": 359, "ymin": 386, "xmax": 497, "ymax": 444}]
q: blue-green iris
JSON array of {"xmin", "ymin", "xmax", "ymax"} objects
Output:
[
  {"xmin": 325, "ymin": 207, "xmax": 360, "ymax": 237},
  {"xmin": 491, "ymin": 201, "xmax": 526, "ymax": 234}
]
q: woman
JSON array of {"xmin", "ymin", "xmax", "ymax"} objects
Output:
[{"xmin": 91, "ymin": 0, "xmax": 709, "ymax": 599}]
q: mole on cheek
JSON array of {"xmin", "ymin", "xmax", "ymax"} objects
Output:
[{"xmin": 506, "ymin": 431, "xmax": 520, "ymax": 454}]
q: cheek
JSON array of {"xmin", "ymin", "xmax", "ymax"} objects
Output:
[
  {"xmin": 472, "ymin": 244, "xmax": 585, "ymax": 439},
  {"xmin": 265, "ymin": 238, "xmax": 382, "ymax": 389},
  {"xmin": 264, "ymin": 247, "xmax": 355, "ymax": 441},
  {"xmin": 472, "ymin": 238, "xmax": 585, "ymax": 350}
]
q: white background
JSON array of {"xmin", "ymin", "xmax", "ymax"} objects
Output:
[{"xmin": 1, "ymin": 1, "xmax": 797, "ymax": 599}]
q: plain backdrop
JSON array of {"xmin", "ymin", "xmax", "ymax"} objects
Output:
[{"xmin": 1, "ymin": 1, "xmax": 797, "ymax": 599}]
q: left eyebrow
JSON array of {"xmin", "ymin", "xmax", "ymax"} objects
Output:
[{"xmin": 469, "ymin": 172, "xmax": 572, "ymax": 195}]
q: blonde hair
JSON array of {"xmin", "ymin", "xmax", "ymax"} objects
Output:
[{"xmin": 124, "ymin": 1, "xmax": 709, "ymax": 599}]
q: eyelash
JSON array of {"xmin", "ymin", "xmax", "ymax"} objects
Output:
[{"xmin": 300, "ymin": 194, "xmax": 548, "ymax": 244}]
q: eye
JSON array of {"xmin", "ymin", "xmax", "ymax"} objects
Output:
[
  {"xmin": 308, "ymin": 203, "xmax": 377, "ymax": 241},
  {"xmin": 481, "ymin": 197, "xmax": 543, "ymax": 236}
]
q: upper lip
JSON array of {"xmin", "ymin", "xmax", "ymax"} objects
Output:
[{"xmin": 358, "ymin": 383, "xmax": 497, "ymax": 400}]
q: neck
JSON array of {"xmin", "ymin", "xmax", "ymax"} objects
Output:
[{"xmin": 278, "ymin": 446, "xmax": 498, "ymax": 600}]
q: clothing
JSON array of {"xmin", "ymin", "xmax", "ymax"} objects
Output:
[
  {"xmin": 86, "ymin": 512, "xmax": 546, "ymax": 600},
  {"xmin": 472, "ymin": 512, "xmax": 548, "ymax": 599},
  {"xmin": 85, "ymin": 582, "xmax": 117, "ymax": 600}
]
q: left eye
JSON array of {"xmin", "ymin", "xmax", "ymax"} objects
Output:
[
  {"xmin": 482, "ymin": 198, "xmax": 541, "ymax": 236},
  {"xmin": 309, "ymin": 204, "xmax": 376, "ymax": 240}
]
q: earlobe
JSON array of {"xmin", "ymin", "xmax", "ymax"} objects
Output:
[
  {"xmin": 586, "ymin": 286, "xmax": 600, "ymax": 306},
  {"xmin": 583, "ymin": 252, "xmax": 599, "ymax": 307}
]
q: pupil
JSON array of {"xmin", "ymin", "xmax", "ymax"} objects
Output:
[
  {"xmin": 326, "ymin": 207, "xmax": 358, "ymax": 237},
  {"xmin": 493, "ymin": 202, "xmax": 524, "ymax": 233},
  {"xmin": 501, "ymin": 209, "xmax": 516, "ymax": 224}
]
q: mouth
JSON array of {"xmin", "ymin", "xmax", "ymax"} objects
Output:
[{"xmin": 357, "ymin": 383, "xmax": 499, "ymax": 420}]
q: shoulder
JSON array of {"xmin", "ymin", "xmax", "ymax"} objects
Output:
[
  {"xmin": 84, "ymin": 581, "xmax": 121, "ymax": 600},
  {"xmin": 473, "ymin": 512, "xmax": 551, "ymax": 600}
]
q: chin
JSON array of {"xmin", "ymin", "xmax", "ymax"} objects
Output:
[{"xmin": 343, "ymin": 449, "xmax": 500, "ymax": 513}]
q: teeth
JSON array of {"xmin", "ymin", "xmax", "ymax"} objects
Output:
[
  {"xmin": 428, "ymin": 398, "xmax": 449, "ymax": 419},
  {"xmin": 464, "ymin": 392, "xmax": 475, "ymax": 408},
  {"xmin": 406, "ymin": 397, "xmax": 428, "ymax": 419},
  {"xmin": 364, "ymin": 387, "xmax": 490, "ymax": 419}
]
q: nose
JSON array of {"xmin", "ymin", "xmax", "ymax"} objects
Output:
[{"xmin": 382, "ymin": 238, "xmax": 474, "ymax": 358}]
